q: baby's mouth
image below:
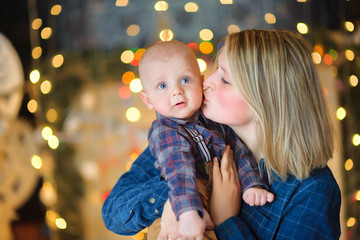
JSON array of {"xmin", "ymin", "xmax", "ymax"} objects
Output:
[{"xmin": 174, "ymin": 101, "xmax": 186, "ymax": 107}]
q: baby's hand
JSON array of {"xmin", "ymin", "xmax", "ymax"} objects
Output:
[
  {"xmin": 178, "ymin": 210, "xmax": 205, "ymax": 239},
  {"xmin": 243, "ymin": 187, "xmax": 274, "ymax": 206}
]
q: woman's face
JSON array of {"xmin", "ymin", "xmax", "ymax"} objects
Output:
[{"xmin": 202, "ymin": 48, "xmax": 254, "ymax": 128}]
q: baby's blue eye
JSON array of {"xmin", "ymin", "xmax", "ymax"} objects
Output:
[
  {"xmin": 158, "ymin": 83, "xmax": 167, "ymax": 89},
  {"xmin": 182, "ymin": 77, "xmax": 190, "ymax": 83}
]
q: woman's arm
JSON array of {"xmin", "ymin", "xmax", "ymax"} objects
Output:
[{"xmin": 102, "ymin": 147, "xmax": 169, "ymax": 235}]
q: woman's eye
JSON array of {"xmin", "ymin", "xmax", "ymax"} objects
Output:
[
  {"xmin": 221, "ymin": 78, "xmax": 230, "ymax": 84},
  {"xmin": 158, "ymin": 83, "xmax": 167, "ymax": 89},
  {"xmin": 182, "ymin": 77, "xmax": 190, "ymax": 83}
]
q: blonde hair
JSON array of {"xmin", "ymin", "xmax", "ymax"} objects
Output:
[{"xmin": 225, "ymin": 29, "xmax": 334, "ymax": 181}]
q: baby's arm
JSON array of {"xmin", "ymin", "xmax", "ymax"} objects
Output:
[{"xmin": 243, "ymin": 186, "xmax": 274, "ymax": 206}]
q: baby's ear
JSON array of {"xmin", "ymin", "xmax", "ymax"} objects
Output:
[{"xmin": 139, "ymin": 91, "xmax": 154, "ymax": 110}]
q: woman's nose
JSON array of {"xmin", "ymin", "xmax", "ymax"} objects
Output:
[{"xmin": 203, "ymin": 73, "xmax": 215, "ymax": 90}]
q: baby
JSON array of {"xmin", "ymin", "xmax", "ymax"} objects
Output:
[{"xmin": 139, "ymin": 40, "xmax": 274, "ymax": 239}]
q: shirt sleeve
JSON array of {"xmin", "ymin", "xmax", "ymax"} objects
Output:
[
  {"xmin": 222, "ymin": 125, "xmax": 269, "ymax": 192},
  {"xmin": 101, "ymin": 147, "xmax": 169, "ymax": 236},
  {"xmin": 150, "ymin": 122, "xmax": 204, "ymax": 220},
  {"xmin": 215, "ymin": 173, "xmax": 341, "ymax": 240}
]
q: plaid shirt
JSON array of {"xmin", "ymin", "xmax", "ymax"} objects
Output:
[
  {"xmin": 102, "ymin": 148, "xmax": 341, "ymax": 239},
  {"xmin": 148, "ymin": 112, "xmax": 266, "ymax": 220}
]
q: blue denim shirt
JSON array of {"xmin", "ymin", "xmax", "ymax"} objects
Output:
[{"xmin": 102, "ymin": 147, "xmax": 341, "ymax": 239}]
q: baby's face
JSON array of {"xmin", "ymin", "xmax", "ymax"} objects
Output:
[{"xmin": 140, "ymin": 51, "xmax": 202, "ymax": 120}]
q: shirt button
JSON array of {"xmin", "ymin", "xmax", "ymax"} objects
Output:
[
  {"xmin": 149, "ymin": 198, "xmax": 155, "ymax": 204},
  {"xmin": 154, "ymin": 209, "xmax": 159, "ymax": 214}
]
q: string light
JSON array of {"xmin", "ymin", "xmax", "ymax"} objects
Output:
[
  {"xmin": 42, "ymin": 126, "xmax": 53, "ymax": 140},
  {"xmin": 352, "ymin": 134, "xmax": 360, "ymax": 146},
  {"xmin": 40, "ymin": 80, "xmax": 52, "ymax": 94},
  {"xmin": 154, "ymin": 1, "xmax": 168, "ymax": 11},
  {"xmin": 121, "ymin": 50, "xmax": 134, "ymax": 64},
  {"xmin": 32, "ymin": 18, "xmax": 42, "ymax": 30},
  {"xmin": 345, "ymin": 49, "xmax": 355, "ymax": 61},
  {"xmin": 115, "ymin": 0, "xmax": 128, "ymax": 7},
  {"xmin": 55, "ymin": 218, "xmax": 67, "ymax": 229},
  {"xmin": 46, "ymin": 108, "xmax": 58, "ymax": 123},
  {"xmin": 311, "ymin": 52, "xmax": 321, "ymax": 64},
  {"xmin": 199, "ymin": 41, "xmax": 213, "ymax": 54},
  {"xmin": 345, "ymin": 159, "xmax": 353, "ymax": 171},
  {"xmin": 52, "ymin": 54, "xmax": 64, "ymax": 68},
  {"xmin": 127, "ymin": 24, "xmax": 140, "ymax": 36},
  {"xmin": 264, "ymin": 13, "xmax": 276, "ymax": 24},
  {"xmin": 27, "ymin": 99, "xmax": 38, "ymax": 113},
  {"xmin": 32, "ymin": 46, "xmax": 42, "ymax": 59},
  {"xmin": 345, "ymin": 21, "xmax": 355, "ymax": 32},
  {"xmin": 41, "ymin": 27, "xmax": 52, "ymax": 39},
  {"xmin": 199, "ymin": 29, "xmax": 214, "ymax": 41},
  {"xmin": 197, "ymin": 58, "xmax": 207, "ymax": 72},
  {"xmin": 349, "ymin": 75, "xmax": 358, "ymax": 87},
  {"xmin": 220, "ymin": 0, "xmax": 233, "ymax": 4},
  {"xmin": 31, "ymin": 155, "xmax": 43, "ymax": 169},
  {"xmin": 227, "ymin": 24, "xmax": 240, "ymax": 34},
  {"xmin": 336, "ymin": 107, "xmax": 346, "ymax": 120},
  {"xmin": 159, "ymin": 29, "xmax": 174, "ymax": 41},
  {"xmin": 50, "ymin": 5, "xmax": 62, "ymax": 16},
  {"xmin": 184, "ymin": 2, "xmax": 198, "ymax": 12},
  {"xmin": 48, "ymin": 135, "xmax": 60, "ymax": 149},
  {"xmin": 129, "ymin": 78, "xmax": 142, "ymax": 93},
  {"xmin": 126, "ymin": 107, "xmax": 141, "ymax": 122},
  {"xmin": 30, "ymin": 69, "xmax": 40, "ymax": 83},
  {"xmin": 297, "ymin": 23, "xmax": 308, "ymax": 34}
]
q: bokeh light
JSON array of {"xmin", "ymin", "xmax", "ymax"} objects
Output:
[
  {"xmin": 48, "ymin": 135, "xmax": 60, "ymax": 149},
  {"xmin": 30, "ymin": 69, "xmax": 40, "ymax": 83},
  {"xmin": 312, "ymin": 52, "xmax": 321, "ymax": 64},
  {"xmin": 127, "ymin": 24, "xmax": 140, "ymax": 36},
  {"xmin": 227, "ymin": 24, "xmax": 240, "ymax": 34},
  {"xmin": 40, "ymin": 80, "xmax": 52, "ymax": 94},
  {"xmin": 51, "ymin": 5, "xmax": 62, "ymax": 15},
  {"xmin": 329, "ymin": 49, "xmax": 338, "ymax": 61},
  {"xmin": 297, "ymin": 22, "xmax": 308, "ymax": 34},
  {"xmin": 42, "ymin": 126, "xmax": 53, "ymax": 140},
  {"xmin": 199, "ymin": 41, "xmax": 213, "ymax": 54},
  {"xmin": 349, "ymin": 75, "xmax": 358, "ymax": 87},
  {"xmin": 118, "ymin": 86, "xmax": 132, "ymax": 99},
  {"xmin": 129, "ymin": 78, "xmax": 142, "ymax": 93},
  {"xmin": 323, "ymin": 54, "xmax": 333, "ymax": 65},
  {"xmin": 47, "ymin": 108, "xmax": 58, "ymax": 123},
  {"xmin": 184, "ymin": 2, "xmax": 198, "ymax": 12},
  {"xmin": 353, "ymin": 134, "xmax": 360, "ymax": 146},
  {"xmin": 314, "ymin": 44, "xmax": 324, "ymax": 56},
  {"xmin": 116, "ymin": 0, "xmax": 128, "ymax": 7},
  {"xmin": 199, "ymin": 29, "xmax": 213, "ymax": 41},
  {"xmin": 345, "ymin": 159, "xmax": 353, "ymax": 171},
  {"xmin": 159, "ymin": 29, "xmax": 174, "ymax": 41},
  {"xmin": 264, "ymin": 13, "xmax": 276, "ymax": 24},
  {"xmin": 31, "ymin": 155, "xmax": 43, "ymax": 169},
  {"xmin": 197, "ymin": 58, "xmax": 207, "ymax": 73},
  {"xmin": 32, "ymin": 46, "xmax": 42, "ymax": 59},
  {"xmin": 154, "ymin": 1, "xmax": 168, "ymax": 11},
  {"xmin": 188, "ymin": 42, "xmax": 199, "ymax": 52},
  {"xmin": 126, "ymin": 107, "xmax": 141, "ymax": 122},
  {"xmin": 346, "ymin": 217, "xmax": 356, "ymax": 228},
  {"xmin": 345, "ymin": 49, "xmax": 355, "ymax": 61},
  {"xmin": 27, "ymin": 99, "xmax": 38, "ymax": 113},
  {"xmin": 55, "ymin": 218, "xmax": 67, "ymax": 229},
  {"xmin": 32, "ymin": 18, "xmax": 42, "ymax": 30},
  {"xmin": 52, "ymin": 54, "xmax": 64, "ymax": 68},
  {"xmin": 220, "ymin": 0, "xmax": 233, "ymax": 4},
  {"xmin": 122, "ymin": 71, "xmax": 136, "ymax": 85},
  {"xmin": 336, "ymin": 107, "xmax": 346, "ymax": 120},
  {"xmin": 121, "ymin": 50, "xmax": 134, "ymax": 64},
  {"xmin": 41, "ymin": 27, "xmax": 52, "ymax": 39},
  {"xmin": 345, "ymin": 21, "xmax": 355, "ymax": 32}
]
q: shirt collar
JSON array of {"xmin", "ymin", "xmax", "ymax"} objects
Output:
[{"xmin": 155, "ymin": 111, "xmax": 201, "ymax": 125}]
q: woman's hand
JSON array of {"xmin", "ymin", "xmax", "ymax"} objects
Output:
[
  {"xmin": 210, "ymin": 145, "xmax": 242, "ymax": 226},
  {"xmin": 157, "ymin": 199, "xmax": 180, "ymax": 240}
]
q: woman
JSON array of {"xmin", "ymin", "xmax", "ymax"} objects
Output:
[{"xmin": 102, "ymin": 29, "xmax": 341, "ymax": 239}]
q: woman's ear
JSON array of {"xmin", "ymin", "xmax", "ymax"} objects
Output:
[{"xmin": 139, "ymin": 91, "xmax": 154, "ymax": 110}]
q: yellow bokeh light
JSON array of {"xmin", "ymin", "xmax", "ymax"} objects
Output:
[
  {"xmin": 46, "ymin": 210, "xmax": 59, "ymax": 223},
  {"xmin": 127, "ymin": 24, "xmax": 140, "ymax": 36},
  {"xmin": 126, "ymin": 107, "xmax": 141, "ymax": 122},
  {"xmin": 356, "ymin": 190, "xmax": 360, "ymax": 201},
  {"xmin": 199, "ymin": 29, "xmax": 213, "ymax": 41},
  {"xmin": 51, "ymin": 5, "xmax": 62, "ymax": 16},
  {"xmin": 345, "ymin": 21, "xmax": 354, "ymax": 32},
  {"xmin": 42, "ymin": 126, "xmax": 53, "ymax": 140},
  {"xmin": 264, "ymin": 13, "xmax": 276, "ymax": 24},
  {"xmin": 130, "ymin": 152, "xmax": 139, "ymax": 161},
  {"xmin": 197, "ymin": 58, "xmax": 207, "ymax": 73},
  {"xmin": 31, "ymin": 155, "xmax": 43, "ymax": 169},
  {"xmin": 30, "ymin": 69, "xmax": 40, "ymax": 84},
  {"xmin": 297, "ymin": 22, "xmax": 308, "ymax": 34},
  {"xmin": 41, "ymin": 27, "xmax": 52, "ymax": 39},
  {"xmin": 154, "ymin": 1, "xmax": 168, "ymax": 11},
  {"xmin": 27, "ymin": 99, "xmax": 38, "ymax": 113},
  {"xmin": 220, "ymin": 0, "xmax": 233, "ymax": 4},
  {"xmin": 199, "ymin": 42, "xmax": 213, "ymax": 55},
  {"xmin": 32, "ymin": 18, "xmax": 42, "ymax": 30},
  {"xmin": 126, "ymin": 161, "xmax": 133, "ymax": 171},
  {"xmin": 336, "ymin": 107, "xmax": 346, "ymax": 120},
  {"xmin": 121, "ymin": 50, "xmax": 134, "ymax": 64},
  {"xmin": 159, "ymin": 29, "xmax": 174, "ymax": 41},
  {"xmin": 346, "ymin": 217, "xmax": 356, "ymax": 228},
  {"xmin": 41, "ymin": 80, "xmax": 52, "ymax": 94},
  {"xmin": 32, "ymin": 46, "xmax": 42, "ymax": 59},
  {"xmin": 312, "ymin": 52, "xmax": 321, "ymax": 64},
  {"xmin": 345, "ymin": 159, "xmax": 353, "ymax": 171},
  {"xmin": 129, "ymin": 78, "xmax": 143, "ymax": 93},
  {"xmin": 227, "ymin": 24, "xmax": 240, "ymax": 34},
  {"xmin": 297, "ymin": 0, "xmax": 307, "ymax": 2},
  {"xmin": 184, "ymin": 2, "xmax": 199, "ymax": 12},
  {"xmin": 47, "ymin": 108, "xmax": 58, "ymax": 123},
  {"xmin": 345, "ymin": 49, "xmax": 355, "ymax": 61},
  {"xmin": 349, "ymin": 75, "xmax": 358, "ymax": 87},
  {"xmin": 55, "ymin": 218, "xmax": 67, "ymax": 229},
  {"xmin": 116, "ymin": 0, "xmax": 129, "ymax": 7},
  {"xmin": 52, "ymin": 54, "xmax": 64, "ymax": 68},
  {"xmin": 131, "ymin": 231, "xmax": 144, "ymax": 240},
  {"xmin": 48, "ymin": 135, "xmax": 59, "ymax": 149},
  {"xmin": 353, "ymin": 134, "xmax": 360, "ymax": 146}
]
